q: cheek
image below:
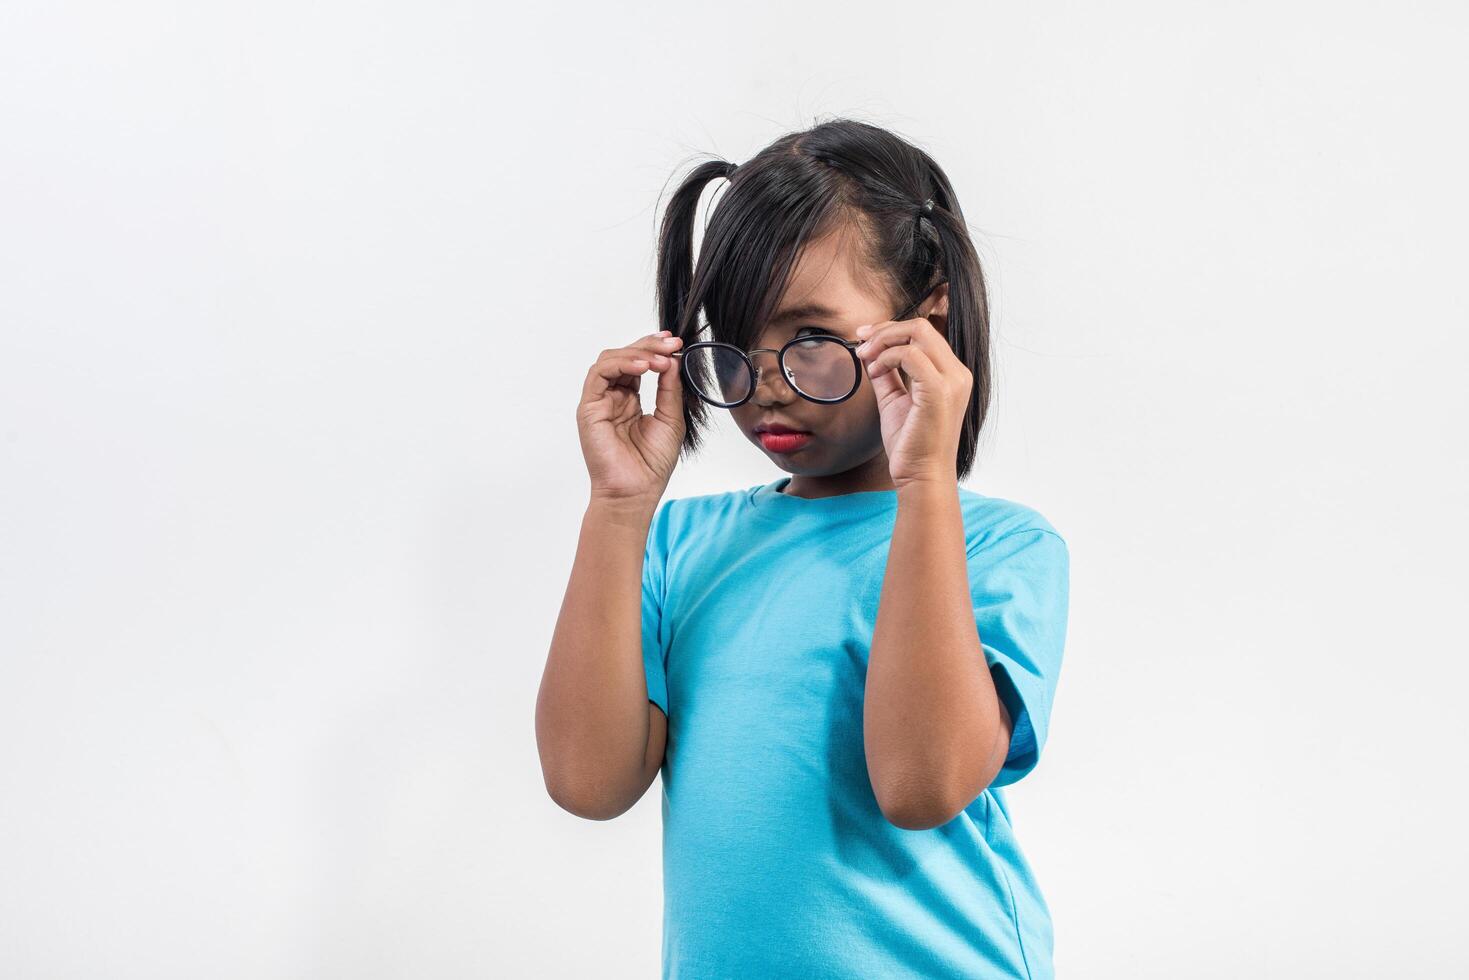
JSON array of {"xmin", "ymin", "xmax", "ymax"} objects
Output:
[
  {"xmin": 824, "ymin": 387, "xmax": 881, "ymax": 438},
  {"xmin": 850, "ymin": 373, "xmax": 881, "ymax": 417}
]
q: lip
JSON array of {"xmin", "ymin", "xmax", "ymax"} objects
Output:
[
  {"xmin": 758, "ymin": 430, "xmax": 813, "ymax": 454},
  {"xmin": 755, "ymin": 422, "xmax": 810, "ymax": 435}
]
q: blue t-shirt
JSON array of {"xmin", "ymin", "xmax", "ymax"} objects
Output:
[{"xmin": 641, "ymin": 474, "xmax": 1071, "ymax": 979}]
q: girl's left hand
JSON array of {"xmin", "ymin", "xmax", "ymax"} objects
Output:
[{"xmin": 854, "ymin": 316, "xmax": 971, "ymax": 489}]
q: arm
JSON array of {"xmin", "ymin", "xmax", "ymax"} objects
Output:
[
  {"xmin": 535, "ymin": 497, "xmax": 668, "ymax": 821},
  {"xmin": 863, "ymin": 479, "xmax": 1012, "ymax": 830}
]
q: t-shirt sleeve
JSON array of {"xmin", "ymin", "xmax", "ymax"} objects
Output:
[
  {"xmin": 641, "ymin": 499, "xmax": 673, "ymax": 716},
  {"xmin": 968, "ymin": 525, "xmax": 1070, "ymax": 787}
]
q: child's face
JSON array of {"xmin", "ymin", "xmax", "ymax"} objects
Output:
[{"xmin": 728, "ymin": 226, "xmax": 899, "ymax": 478}]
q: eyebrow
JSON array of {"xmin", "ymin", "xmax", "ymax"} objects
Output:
[{"xmin": 767, "ymin": 302, "xmax": 843, "ymax": 328}]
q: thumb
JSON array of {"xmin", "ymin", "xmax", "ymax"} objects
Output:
[
  {"xmin": 652, "ymin": 349, "xmax": 685, "ymax": 425},
  {"xmin": 868, "ymin": 362, "xmax": 904, "ymax": 404}
]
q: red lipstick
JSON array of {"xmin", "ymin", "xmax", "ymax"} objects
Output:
[
  {"xmin": 760, "ymin": 432, "xmax": 811, "ymax": 453},
  {"xmin": 755, "ymin": 422, "xmax": 812, "ymax": 454}
]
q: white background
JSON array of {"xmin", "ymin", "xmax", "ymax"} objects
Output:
[{"xmin": 3, "ymin": 2, "xmax": 1466, "ymax": 977}]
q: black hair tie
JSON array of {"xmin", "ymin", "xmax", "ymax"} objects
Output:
[{"xmin": 917, "ymin": 198, "xmax": 935, "ymax": 219}]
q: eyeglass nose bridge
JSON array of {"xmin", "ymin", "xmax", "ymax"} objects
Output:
[{"xmin": 745, "ymin": 346, "xmax": 795, "ymax": 393}]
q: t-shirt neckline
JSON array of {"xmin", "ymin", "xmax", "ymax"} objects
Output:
[{"xmin": 749, "ymin": 475, "xmax": 902, "ymax": 520}]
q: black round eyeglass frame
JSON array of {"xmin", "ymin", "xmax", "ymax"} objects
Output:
[{"xmin": 667, "ymin": 280, "xmax": 947, "ymax": 409}]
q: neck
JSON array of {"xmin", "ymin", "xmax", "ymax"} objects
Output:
[{"xmin": 780, "ymin": 453, "xmax": 895, "ymax": 499}]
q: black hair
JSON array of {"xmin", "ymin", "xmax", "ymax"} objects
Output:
[{"xmin": 654, "ymin": 117, "xmax": 993, "ymax": 481}]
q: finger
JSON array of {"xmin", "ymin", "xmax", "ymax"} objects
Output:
[
  {"xmin": 652, "ymin": 343, "xmax": 685, "ymax": 425},
  {"xmin": 893, "ymin": 350, "xmax": 939, "ymax": 401},
  {"xmin": 618, "ymin": 333, "xmax": 684, "ymax": 377},
  {"xmin": 864, "ymin": 341, "xmax": 938, "ymax": 385},
  {"xmin": 601, "ymin": 332, "xmax": 682, "ymax": 368},
  {"xmin": 867, "ymin": 350, "xmax": 907, "ymax": 401},
  {"xmin": 857, "ymin": 318, "xmax": 955, "ymax": 371},
  {"xmin": 635, "ymin": 337, "xmax": 683, "ymax": 410},
  {"xmin": 625, "ymin": 332, "xmax": 683, "ymax": 367},
  {"xmin": 897, "ymin": 317, "xmax": 953, "ymax": 365},
  {"xmin": 854, "ymin": 316, "xmax": 935, "ymax": 353},
  {"xmin": 853, "ymin": 320, "xmax": 911, "ymax": 361},
  {"xmin": 584, "ymin": 334, "xmax": 684, "ymax": 398},
  {"xmin": 857, "ymin": 326, "xmax": 913, "ymax": 373},
  {"xmin": 583, "ymin": 351, "xmax": 662, "ymax": 400},
  {"xmin": 632, "ymin": 330, "xmax": 684, "ymax": 354}
]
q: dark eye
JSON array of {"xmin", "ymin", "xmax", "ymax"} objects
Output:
[{"xmin": 793, "ymin": 326, "xmax": 831, "ymax": 339}]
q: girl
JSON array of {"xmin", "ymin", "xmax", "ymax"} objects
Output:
[{"xmin": 536, "ymin": 118, "xmax": 1070, "ymax": 979}]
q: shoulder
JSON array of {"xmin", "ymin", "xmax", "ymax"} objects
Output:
[
  {"xmin": 655, "ymin": 484, "xmax": 757, "ymax": 523},
  {"xmin": 648, "ymin": 484, "xmax": 761, "ymax": 548},
  {"xmin": 956, "ymin": 485, "xmax": 1068, "ymax": 559}
]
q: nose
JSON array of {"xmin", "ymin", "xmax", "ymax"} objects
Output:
[{"xmin": 749, "ymin": 349, "xmax": 797, "ymax": 403}]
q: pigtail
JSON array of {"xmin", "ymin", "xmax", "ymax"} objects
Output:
[
  {"xmin": 915, "ymin": 176, "xmax": 992, "ymax": 483},
  {"xmin": 653, "ymin": 158, "xmax": 738, "ymax": 457}
]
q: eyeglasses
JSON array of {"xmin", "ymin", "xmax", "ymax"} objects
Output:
[{"xmin": 669, "ymin": 281, "xmax": 945, "ymax": 409}]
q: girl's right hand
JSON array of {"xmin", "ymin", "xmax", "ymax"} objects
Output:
[{"xmin": 577, "ymin": 330, "xmax": 686, "ymax": 506}]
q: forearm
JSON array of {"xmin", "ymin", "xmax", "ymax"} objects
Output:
[
  {"xmin": 864, "ymin": 478, "xmax": 1009, "ymax": 830},
  {"xmin": 536, "ymin": 496, "xmax": 659, "ymax": 817}
]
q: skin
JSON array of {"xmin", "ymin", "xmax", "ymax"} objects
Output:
[{"xmin": 536, "ymin": 220, "xmax": 1012, "ymax": 830}]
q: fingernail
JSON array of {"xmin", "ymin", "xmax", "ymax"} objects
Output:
[{"xmin": 855, "ymin": 324, "xmax": 872, "ymax": 336}]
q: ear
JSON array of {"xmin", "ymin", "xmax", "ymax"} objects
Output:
[{"xmin": 922, "ymin": 280, "xmax": 950, "ymax": 325}]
